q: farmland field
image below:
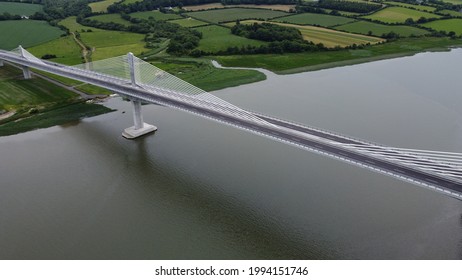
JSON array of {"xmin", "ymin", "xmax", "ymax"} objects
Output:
[
  {"xmin": 0, "ymin": 2, "xmax": 42, "ymax": 16},
  {"xmin": 89, "ymin": 0, "xmax": 119, "ymax": 13},
  {"xmin": 80, "ymin": 31, "xmax": 148, "ymax": 60},
  {"xmin": 335, "ymin": 21, "xmax": 429, "ymax": 37},
  {"xmin": 193, "ymin": 25, "xmax": 266, "ymax": 53},
  {"xmin": 186, "ymin": 8, "xmax": 289, "ymax": 23},
  {"xmin": 59, "ymin": 16, "xmax": 103, "ymax": 32},
  {"xmin": 439, "ymin": 0, "xmax": 462, "ymax": 3},
  {"xmin": 384, "ymin": 2, "xmax": 436, "ymax": 12},
  {"xmin": 0, "ymin": 65, "xmax": 78, "ymax": 112},
  {"xmin": 436, "ymin": 9, "xmax": 462, "ymax": 17},
  {"xmin": 0, "ymin": 20, "xmax": 65, "ymax": 50},
  {"xmin": 421, "ymin": 18, "xmax": 462, "ymax": 36},
  {"xmin": 58, "ymin": 17, "xmax": 148, "ymax": 60},
  {"xmin": 183, "ymin": 3, "xmax": 295, "ymax": 12},
  {"xmin": 363, "ymin": 7, "xmax": 440, "ymax": 23},
  {"xmin": 239, "ymin": 20, "xmax": 384, "ymax": 48},
  {"xmin": 87, "ymin": 14, "xmax": 132, "ymax": 26},
  {"xmin": 273, "ymin": 13, "xmax": 356, "ymax": 27},
  {"xmin": 170, "ymin": 18, "xmax": 208, "ymax": 27},
  {"xmin": 28, "ymin": 36, "xmax": 82, "ymax": 65},
  {"xmin": 129, "ymin": 11, "xmax": 182, "ymax": 21}
]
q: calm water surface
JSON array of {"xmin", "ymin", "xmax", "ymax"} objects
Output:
[{"xmin": 1, "ymin": 50, "xmax": 462, "ymax": 259}]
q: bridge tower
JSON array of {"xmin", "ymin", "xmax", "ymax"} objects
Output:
[
  {"xmin": 18, "ymin": 46, "xmax": 32, "ymax": 79},
  {"xmin": 122, "ymin": 52, "xmax": 157, "ymax": 139}
]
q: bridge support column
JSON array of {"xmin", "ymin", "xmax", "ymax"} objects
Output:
[
  {"xmin": 122, "ymin": 99, "xmax": 157, "ymax": 139},
  {"xmin": 0, "ymin": 60, "xmax": 3, "ymax": 67},
  {"xmin": 22, "ymin": 66, "xmax": 32, "ymax": 79}
]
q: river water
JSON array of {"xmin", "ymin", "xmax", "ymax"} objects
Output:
[{"xmin": 1, "ymin": 50, "xmax": 462, "ymax": 259}]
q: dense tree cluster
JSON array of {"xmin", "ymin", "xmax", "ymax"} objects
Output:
[
  {"xmin": 231, "ymin": 22, "xmax": 303, "ymax": 41},
  {"xmin": 229, "ymin": 22, "xmax": 325, "ymax": 53},
  {"xmin": 42, "ymin": 0, "xmax": 91, "ymax": 19},
  {"xmin": 0, "ymin": 12, "xmax": 22, "ymax": 21},
  {"xmin": 314, "ymin": 0, "xmax": 382, "ymax": 13}
]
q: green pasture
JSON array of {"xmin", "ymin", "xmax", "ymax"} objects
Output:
[
  {"xmin": 0, "ymin": 65, "xmax": 78, "ymax": 112},
  {"xmin": 363, "ymin": 7, "xmax": 440, "ymax": 23},
  {"xmin": 439, "ymin": 0, "xmax": 462, "ymax": 4},
  {"xmin": 0, "ymin": 2, "xmax": 42, "ymax": 16},
  {"xmin": 186, "ymin": 8, "xmax": 289, "ymax": 23},
  {"xmin": 421, "ymin": 18, "xmax": 462, "ymax": 36},
  {"xmin": 273, "ymin": 12, "xmax": 356, "ymax": 27},
  {"xmin": 89, "ymin": 0, "xmax": 119, "ymax": 13},
  {"xmin": 335, "ymin": 21, "xmax": 429, "ymax": 37},
  {"xmin": 0, "ymin": 20, "xmax": 65, "ymax": 50},
  {"xmin": 170, "ymin": 17, "xmax": 208, "ymax": 27},
  {"xmin": 27, "ymin": 36, "xmax": 82, "ymax": 65},
  {"xmin": 80, "ymin": 31, "xmax": 148, "ymax": 60},
  {"xmin": 436, "ymin": 9, "xmax": 462, "ymax": 17},
  {"xmin": 87, "ymin": 14, "xmax": 132, "ymax": 26},
  {"xmin": 59, "ymin": 16, "xmax": 103, "ymax": 32},
  {"xmin": 129, "ymin": 10, "xmax": 182, "ymax": 21},
  {"xmin": 384, "ymin": 2, "xmax": 436, "ymax": 12},
  {"xmin": 193, "ymin": 25, "xmax": 266, "ymax": 53}
]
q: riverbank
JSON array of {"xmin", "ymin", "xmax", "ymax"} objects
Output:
[
  {"xmin": 0, "ymin": 64, "xmax": 112, "ymax": 136},
  {"xmin": 213, "ymin": 37, "xmax": 462, "ymax": 74}
]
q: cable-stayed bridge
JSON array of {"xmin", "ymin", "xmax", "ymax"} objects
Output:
[{"xmin": 1, "ymin": 46, "xmax": 462, "ymax": 201}]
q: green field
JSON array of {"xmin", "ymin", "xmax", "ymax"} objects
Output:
[
  {"xmin": 193, "ymin": 25, "xmax": 266, "ymax": 53},
  {"xmin": 384, "ymin": 2, "xmax": 436, "ymax": 12},
  {"xmin": 273, "ymin": 12, "xmax": 356, "ymax": 27},
  {"xmin": 151, "ymin": 58, "xmax": 266, "ymax": 91},
  {"xmin": 439, "ymin": 0, "xmax": 462, "ymax": 4},
  {"xmin": 59, "ymin": 17, "xmax": 148, "ymax": 61},
  {"xmin": 129, "ymin": 10, "xmax": 182, "ymax": 21},
  {"xmin": 0, "ymin": 2, "xmax": 42, "ymax": 16},
  {"xmin": 0, "ymin": 20, "xmax": 65, "ymax": 50},
  {"xmin": 214, "ymin": 37, "xmax": 462, "ymax": 73},
  {"xmin": 170, "ymin": 17, "xmax": 208, "ymax": 27},
  {"xmin": 335, "ymin": 21, "xmax": 429, "ymax": 37},
  {"xmin": 87, "ymin": 14, "xmax": 132, "ymax": 26},
  {"xmin": 27, "ymin": 36, "xmax": 82, "ymax": 65},
  {"xmin": 437, "ymin": 9, "xmax": 462, "ymax": 17},
  {"xmin": 59, "ymin": 16, "xmax": 103, "ymax": 32},
  {"xmin": 363, "ymin": 7, "xmax": 440, "ymax": 23},
  {"xmin": 238, "ymin": 20, "xmax": 383, "ymax": 48},
  {"xmin": 186, "ymin": 8, "xmax": 289, "ymax": 23},
  {"xmin": 421, "ymin": 18, "xmax": 462, "ymax": 36},
  {"xmin": 80, "ymin": 31, "xmax": 148, "ymax": 60},
  {"xmin": 0, "ymin": 65, "xmax": 78, "ymax": 112},
  {"xmin": 89, "ymin": 0, "xmax": 120, "ymax": 13}
]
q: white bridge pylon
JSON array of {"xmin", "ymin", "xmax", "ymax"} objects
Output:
[{"xmin": 71, "ymin": 52, "xmax": 275, "ymax": 138}]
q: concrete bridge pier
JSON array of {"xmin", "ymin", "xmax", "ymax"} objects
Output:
[
  {"xmin": 122, "ymin": 99, "xmax": 157, "ymax": 139},
  {"xmin": 0, "ymin": 60, "xmax": 3, "ymax": 67},
  {"xmin": 122, "ymin": 52, "xmax": 157, "ymax": 139},
  {"xmin": 22, "ymin": 66, "xmax": 32, "ymax": 79}
]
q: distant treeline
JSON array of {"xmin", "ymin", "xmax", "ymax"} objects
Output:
[
  {"xmin": 314, "ymin": 0, "xmax": 381, "ymax": 13},
  {"xmin": 42, "ymin": 0, "xmax": 91, "ymax": 19}
]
